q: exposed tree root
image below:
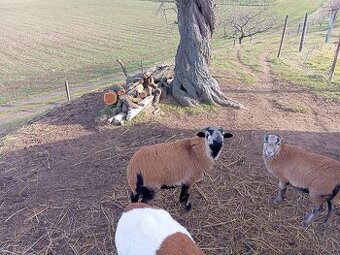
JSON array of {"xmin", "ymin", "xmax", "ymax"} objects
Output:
[
  {"xmin": 171, "ymin": 0, "xmax": 244, "ymax": 110},
  {"xmin": 171, "ymin": 76, "xmax": 244, "ymax": 109},
  {"xmin": 116, "ymin": 59, "xmax": 244, "ymax": 109}
]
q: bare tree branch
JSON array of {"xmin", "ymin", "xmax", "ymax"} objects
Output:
[
  {"xmin": 158, "ymin": 0, "xmax": 178, "ymax": 25},
  {"xmin": 222, "ymin": 6, "xmax": 276, "ymax": 44}
]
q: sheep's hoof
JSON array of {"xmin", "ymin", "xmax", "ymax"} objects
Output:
[
  {"xmin": 301, "ymin": 214, "xmax": 312, "ymax": 227},
  {"xmin": 184, "ymin": 203, "xmax": 192, "ymax": 212},
  {"xmin": 301, "ymin": 220, "xmax": 309, "ymax": 227},
  {"xmin": 269, "ymin": 196, "xmax": 282, "ymax": 205},
  {"xmin": 321, "ymin": 221, "xmax": 330, "ymax": 229}
]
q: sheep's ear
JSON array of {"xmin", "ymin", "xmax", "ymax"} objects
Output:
[
  {"xmin": 196, "ymin": 131, "xmax": 206, "ymax": 138},
  {"xmin": 223, "ymin": 132, "xmax": 233, "ymax": 138},
  {"xmin": 276, "ymin": 136, "xmax": 282, "ymax": 145},
  {"xmin": 263, "ymin": 135, "xmax": 269, "ymax": 143}
]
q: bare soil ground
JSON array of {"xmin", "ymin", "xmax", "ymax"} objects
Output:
[{"xmin": 1, "ymin": 56, "xmax": 340, "ymax": 254}]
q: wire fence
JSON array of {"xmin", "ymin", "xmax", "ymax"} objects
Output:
[{"xmin": 277, "ymin": 13, "xmax": 340, "ymax": 81}]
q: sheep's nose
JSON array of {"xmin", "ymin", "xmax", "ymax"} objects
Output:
[
  {"xmin": 213, "ymin": 139, "xmax": 223, "ymax": 146},
  {"xmin": 215, "ymin": 136, "xmax": 223, "ymax": 142},
  {"xmin": 266, "ymin": 151, "xmax": 273, "ymax": 157}
]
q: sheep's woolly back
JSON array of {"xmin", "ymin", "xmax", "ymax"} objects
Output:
[
  {"xmin": 264, "ymin": 144, "xmax": 340, "ymax": 203},
  {"xmin": 115, "ymin": 203, "xmax": 197, "ymax": 255},
  {"xmin": 157, "ymin": 232, "xmax": 205, "ymax": 255},
  {"xmin": 128, "ymin": 137, "xmax": 213, "ymax": 190}
]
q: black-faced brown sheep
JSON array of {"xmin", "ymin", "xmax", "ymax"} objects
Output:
[{"xmin": 127, "ymin": 127, "xmax": 234, "ymax": 210}]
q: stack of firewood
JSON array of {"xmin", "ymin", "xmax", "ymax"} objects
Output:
[{"xmin": 99, "ymin": 60, "xmax": 175, "ymax": 125}]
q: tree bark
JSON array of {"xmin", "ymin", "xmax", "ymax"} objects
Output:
[{"xmin": 171, "ymin": 0, "xmax": 242, "ymax": 108}]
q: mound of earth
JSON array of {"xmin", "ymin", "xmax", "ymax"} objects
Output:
[{"xmin": 1, "ymin": 76, "xmax": 340, "ymax": 254}]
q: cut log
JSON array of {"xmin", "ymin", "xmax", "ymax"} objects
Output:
[
  {"xmin": 125, "ymin": 80, "xmax": 143, "ymax": 95},
  {"xmin": 108, "ymin": 112, "xmax": 125, "ymax": 125},
  {"xmin": 152, "ymin": 64, "xmax": 174, "ymax": 82},
  {"xmin": 126, "ymin": 96, "xmax": 154, "ymax": 121},
  {"xmin": 103, "ymin": 90, "xmax": 118, "ymax": 105},
  {"xmin": 116, "ymin": 60, "xmax": 174, "ymax": 93},
  {"xmin": 108, "ymin": 96, "xmax": 154, "ymax": 125},
  {"xmin": 107, "ymin": 62, "xmax": 173, "ymax": 126}
]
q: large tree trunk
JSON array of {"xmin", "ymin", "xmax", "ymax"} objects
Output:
[{"xmin": 171, "ymin": 0, "xmax": 242, "ymax": 108}]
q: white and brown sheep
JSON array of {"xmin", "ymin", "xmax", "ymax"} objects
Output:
[
  {"xmin": 263, "ymin": 134, "xmax": 340, "ymax": 226},
  {"xmin": 115, "ymin": 202, "xmax": 205, "ymax": 255},
  {"xmin": 127, "ymin": 127, "xmax": 234, "ymax": 210}
]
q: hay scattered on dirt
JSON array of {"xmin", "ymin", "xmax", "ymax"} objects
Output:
[{"xmin": 1, "ymin": 91, "xmax": 340, "ymax": 255}]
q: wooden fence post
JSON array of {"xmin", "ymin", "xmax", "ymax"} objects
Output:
[
  {"xmin": 319, "ymin": 15, "xmax": 324, "ymax": 30},
  {"xmin": 329, "ymin": 38, "xmax": 340, "ymax": 81},
  {"xmin": 223, "ymin": 22, "xmax": 226, "ymax": 38},
  {"xmin": 278, "ymin": 15, "xmax": 288, "ymax": 58},
  {"xmin": 325, "ymin": 10, "xmax": 338, "ymax": 43},
  {"xmin": 65, "ymin": 80, "xmax": 71, "ymax": 101},
  {"xmin": 141, "ymin": 60, "xmax": 144, "ymax": 74},
  {"xmin": 299, "ymin": 13, "xmax": 308, "ymax": 52}
]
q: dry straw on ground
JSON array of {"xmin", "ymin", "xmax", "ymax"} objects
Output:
[{"xmin": 1, "ymin": 91, "xmax": 340, "ymax": 255}]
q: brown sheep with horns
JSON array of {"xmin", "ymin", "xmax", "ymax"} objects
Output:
[
  {"xmin": 127, "ymin": 127, "xmax": 234, "ymax": 210},
  {"xmin": 263, "ymin": 134, "xmax": 340, "ymax": 227}
]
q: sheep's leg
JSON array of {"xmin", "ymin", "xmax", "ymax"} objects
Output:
[
  {"xmin": 302, "ymin": 203, "xmax": 323, "ymax": 226},
  {"xmin": 130, "ymin": 192, "xmax": 140, "ymax": 203},
  {"xmin": 322, "ymin": 199, "xmax": 335, "ymax": 227},
  {"xmin": 140, "ymin": 187, "xmax": 155, "ymax": 203},
  {"xmin": 161, "ymin": 185, "xmax": 176, "ymax": 189},
  {"xmin": 179, "ymin": 184, "xmax": 191, "ymax": 211},
  {"xmin": 273, "ymin": 180, "xmax": 288, "ymax": 204}
]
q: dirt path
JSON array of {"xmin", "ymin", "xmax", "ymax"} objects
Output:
[
  {"xmin": 258, "ymin": 51, "xmax": 275, "ymax": 85},
  {"xmin": 235, "ymin": 49, "xmax": 294, "ymax": 91},
  {"xmin": 223, "ymin": 49, "xmax": 339, "ymax": 133}
]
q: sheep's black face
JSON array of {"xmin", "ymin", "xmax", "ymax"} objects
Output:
[{"xmin": 197, "ymin": 127, "xmax": 234, "ymax": 160}]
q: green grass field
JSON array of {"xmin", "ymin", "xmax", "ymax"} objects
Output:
[
  {"xmin": 0, "ymin": 0, "xmax": 178, "ymax": 103},
  {"xmin": 1, "ymin": 0, "xmax": 339, "ymax": 105},
  {"xmin": 273, "ymin": 0, "xmax": 325, "ymax": 20}
]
